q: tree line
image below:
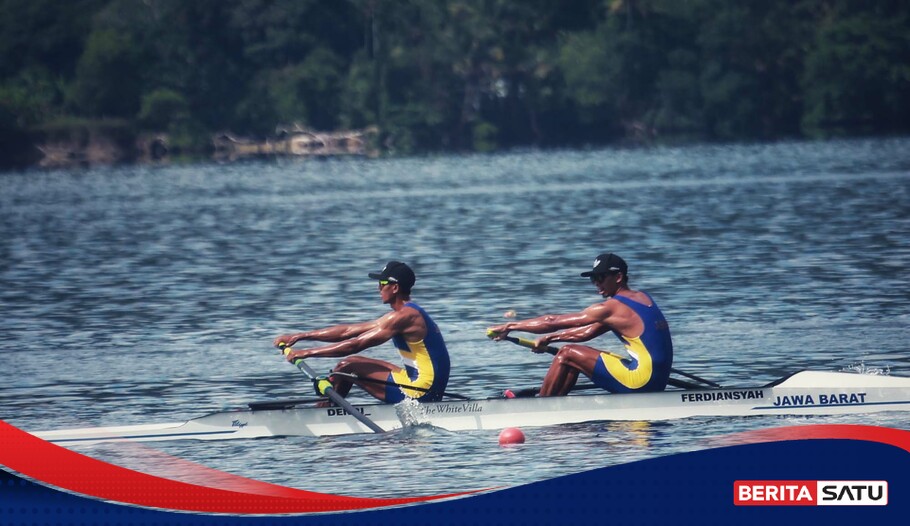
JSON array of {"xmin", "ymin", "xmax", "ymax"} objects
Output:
[{"xmin": 1, "ymin": 0, "xmax": 908, "ymax": 168}]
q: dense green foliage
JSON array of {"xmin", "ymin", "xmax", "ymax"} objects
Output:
[{"xmin": 1, "ymin": 0, "xmax": 908, "ymax": 163}]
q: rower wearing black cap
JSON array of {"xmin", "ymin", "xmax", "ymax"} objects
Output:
[
  {"xmin": 274, "ymin": 261, "xmax": 451, "ymax": 403},
  {"xmin": 488, "ymin": 253, "xmax": 673, "ymax": 396}
]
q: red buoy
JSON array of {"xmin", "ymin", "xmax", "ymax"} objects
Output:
[{"xmin": 498, "ymin": 427, "xmax": 526, "ymax": 446}]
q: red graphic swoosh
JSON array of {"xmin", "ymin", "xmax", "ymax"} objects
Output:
[
  {"xmin": 714, "ymin": 423, "xmax": 910, "ymax": 452},
  {"xmin": 0, "ymin": 419, "xmax": 480, "ymax": 514},
  {"xmin": 5, "ymin": 420, "xmax": 906, "ymax": 514}
]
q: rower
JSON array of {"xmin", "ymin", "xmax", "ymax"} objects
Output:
[
  {"xmin": 274, "ymin": 261, "xmax": 451, "ymax": 403},
  {"xmin": 488, "ymin": 253, "xmax": 673, "ymax": 396}
]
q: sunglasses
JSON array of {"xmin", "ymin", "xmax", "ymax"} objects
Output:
[
  {"xmin": 378, "ymin": 280, "xmax": 395, "ymax": 287},
  {"xmin": 589, "ymin": 271, "xmax": 618, "ymax": 283}
]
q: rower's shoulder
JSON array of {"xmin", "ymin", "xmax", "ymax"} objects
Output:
[
  {"xmin": 610, "ymin": 289, "xmax": 653, "ymax": 307},
  {"xmin": 584, "ymin": 300, "xmax": 614, "ymax": 315},
  {"xmin": 627, "ymin": 290, "xmax": 653, "ymax": 306},
  {"xmin": 394, "ymin": 303, "xmax": 429, "ymax": 325}
]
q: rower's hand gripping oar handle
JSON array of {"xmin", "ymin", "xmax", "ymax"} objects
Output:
[
  {"xmin": 276, "ymin": 342, "xmax": 385, "ymax": 433},
  {"xmin": 486, "ymin": 330, "xmax": 558, "ymax": 355},
  {"xmin": 277, "ymin": 342, "xmax": 332, "ymax": 395}
]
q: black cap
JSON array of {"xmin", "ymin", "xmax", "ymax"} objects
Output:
[
  {"xmin": 368, "ymin": 261, "xmax": 416, "ymax": 291},
  {"xmin": 580, "ymin": 253, "xmax": 628, "ymax": 277}
]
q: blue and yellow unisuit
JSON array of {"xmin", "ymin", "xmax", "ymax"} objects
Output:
[
  {"xmin": 591, "ymin": 293, "xmax": 673, "ymax": 393},
  {"xmin": 386, "ymin": 302, "xmax": 451, "ymax": 402}
]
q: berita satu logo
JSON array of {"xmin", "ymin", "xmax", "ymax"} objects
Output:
[{"xmin": 734, "ymin": 480, "xmax": 887, "ymax": 506}]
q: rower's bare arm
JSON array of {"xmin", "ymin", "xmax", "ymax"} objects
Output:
[
  {"xmin": 535, "ymin": 304, "xmax": 612, "ymax": 346},
  {"xmin": 540, "ymin": 322, "xmax": 609, "ymax": 346},
  {"xmin": 300, "ymin": 321, "xmax": 377, "ymax": 342},
  {"xmin": 285, "ymin": 329, "xmax": 383, "ymax": 360},
  {"xmin": 490, "ymin": 312, "xmax": 590, "ymax": 337},
  {"xmin": 274, "ymin": 321, "xmax": 375, "ymax": 348},
  {"xmin": 284, "ymin": 312, "xmax": 410, "ymax": 361}
]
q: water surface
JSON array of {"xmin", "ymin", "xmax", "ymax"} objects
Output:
[{"xmin": 2, "ymin": 138, "xmax": 909, "ymax": 496}]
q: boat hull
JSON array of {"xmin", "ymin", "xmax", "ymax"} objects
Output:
[{"xmin": 32, "ymin": 371, "xmax": 910, "ymax": 444}]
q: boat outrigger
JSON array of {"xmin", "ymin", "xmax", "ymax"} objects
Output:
[{"xmin": 32, "ymin": 370, "xmax": 910, "ymax": 444}]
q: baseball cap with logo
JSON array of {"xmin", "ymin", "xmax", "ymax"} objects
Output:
[
  {"xmin": 368, "ymin": 261, "xmax": 416, "ymax": 291},
  {"xmin": 579, "ymin": 253, "xmax": 628, "ymax": 277}
]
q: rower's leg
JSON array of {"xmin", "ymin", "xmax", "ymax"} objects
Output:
[
  {"xmin": 539, "ymin": 345, "xmax": 602, "ymax": 396},
  {"xmin": 332, "ymin": 356, "xmax": 401, "ymax": 401}
]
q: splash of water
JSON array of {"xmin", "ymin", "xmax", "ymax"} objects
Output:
[
  {"xmin": 394, "ymin": 397, "xmax": 429, "ymax": 428},
  {"xmin": 842, "ymin": 362, "xmax": 891, "ymax": 376}
]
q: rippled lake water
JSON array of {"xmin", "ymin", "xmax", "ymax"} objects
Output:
[{"xmin": 2, "ymin": 138, "xmax": 909, "ymax": 496}]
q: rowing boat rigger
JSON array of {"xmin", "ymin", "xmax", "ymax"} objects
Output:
[{"xmin": 32, "ymin": 371, "xmax": 910, "ymax": 444}]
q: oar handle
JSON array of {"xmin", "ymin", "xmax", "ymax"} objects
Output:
[
  {"xmin": 508, "ymin": 335, "xmax": 558, "ymax": 355},
  {"xmin": 277, "ymin": 343, "xmax": 384, "ymax": 433},
  {"xmin": 486, "ymin": 330, "xmax": 557, "ymax": 354}
]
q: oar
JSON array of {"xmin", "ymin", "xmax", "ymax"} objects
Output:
[
  {"xmin": 277, "ymin": 343, "xmax": 384, "ymax": 433},
  {"xmin": 328, "ymin": 371, "xmax": 471, "ymax": 400},
  {"xmin": 487, "ymin": 330, "xmax": 722, "ymax": 389}
]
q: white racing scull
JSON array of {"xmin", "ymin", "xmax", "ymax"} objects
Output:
[{"xmin": 32, "ymin": 370, "xmax": 910, "ymax": 444}]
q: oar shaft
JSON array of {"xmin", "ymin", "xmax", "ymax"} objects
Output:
[{"xmin": 281, "ymin": 346, "xmax": 384, "ymax": 433}]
